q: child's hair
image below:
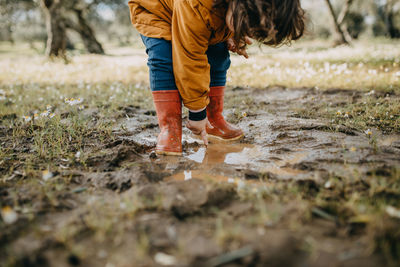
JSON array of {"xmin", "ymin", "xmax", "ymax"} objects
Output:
[{"xmin": 214, "ymin": 0, "xmax": 305, "ymax": 48}]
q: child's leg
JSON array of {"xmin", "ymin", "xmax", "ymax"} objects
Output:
[
  {"xmin": 205, "ymin": 42, "xmax": 244, "ymax": 141},
  {"xmin": 141, "ymin": 35, "xmax": 182, "ymax": 155},
  {"xmin": 207, "ymin": 42, "xmax": 231, "ymax": 88}
]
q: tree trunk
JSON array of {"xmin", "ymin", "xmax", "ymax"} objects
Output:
[
  {"xmin": 385, "ymin": 0, "xmax": 400, "ymax": 38},
  {"xmin": 41, "ymin": 0, "xmax": 67, "ymax": 57},
  {"xmin": 387, "ymin": 13, "xmax": 400, "ymax": 38},
  {"xmin": 324, "ymin": 0, "xmax": 349, "ymax": 46},
  {"xmin": 71, "ymin": 8, "xmax": 104, "ymax": 54},
  {"xmin": 336, "ymin": 0, "xmax": 353, "ymax": 42}
]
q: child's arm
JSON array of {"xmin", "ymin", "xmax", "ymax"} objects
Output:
[
  {"xmin": 171, "ymin": 0, "xmax": 214, "ymax": 144},
  {"xmin": 171, "ymin": 1, "xmax": 211, "ymax": 112}
]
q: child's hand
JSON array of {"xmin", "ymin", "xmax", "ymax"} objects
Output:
[
  {"xmin": 186, "ymin": 118, "xmax": 213, "ymax": 147},
  {"xmin": 227, "ymin": 38, "xmax": 236, "ymax": 52},
  {"xmin": 227, "ymin": 37, "xmax": 253, "ymax": 59}
]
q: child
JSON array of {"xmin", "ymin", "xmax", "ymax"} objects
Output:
[{"xmin": 128, "ymin": 0, "xmax": 305, "ymax": 156}]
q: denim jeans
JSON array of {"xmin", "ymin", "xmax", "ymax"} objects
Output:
[{"xmin": 140, "ymin": 35, "xmax": 231, "ymax": 91}]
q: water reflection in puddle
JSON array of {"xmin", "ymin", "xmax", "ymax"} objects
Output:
[
  {"xmin": 185, "ymin": 143, "xmax": 260, "ymax": 165},
  {"xmin": 165, "ymin": 142, "xmax": 310, "ymax": 187}
]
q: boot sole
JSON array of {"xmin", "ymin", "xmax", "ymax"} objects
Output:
[
  {"xmin": 191, "ymin": 133, "xmax": 244, "ymax": 143},
  {"xmin": 156, "ymin": 150, "xmax": 182, "ymax": 156},
  {"xmin": 207, "ymin": 133, "xmax": 244, "ymax": 142}
]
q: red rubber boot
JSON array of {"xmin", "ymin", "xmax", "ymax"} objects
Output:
[
  {"xmin": 206, "ymin": 86, "xmax": 244, "ymax": 141},
  {"xmin": 152, "ymin": 91, "xmax": 182, "ymax": 155}
]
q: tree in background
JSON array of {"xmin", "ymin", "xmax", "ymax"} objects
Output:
[
  {"xmin": 61, "ymin": 0, "xmax": 128, "ymax": 55},
  {"xmin": 40, "ymin": 0, "xmax": 105, "ymax": 57},
  {"xmin": 381, "ymin": 0, "xmax": 400, "ymax": 38},
  {"xmin": 64, "ymin": 1, "xmax": 104, "ymax": 54},
  {"xmin": 1, "ymin": 0, "xmax": 399, "ymax": 56},
  {"xmin": 324, "ymin": 0, "xmax": 354, "ymax": 46},
  {"xmin": 70, "ymin": 0, "xmax": 131, "ymax": 49},
  {"xmin": 40, "ymin": 0, "xmax": 67, "ymax": 57}
]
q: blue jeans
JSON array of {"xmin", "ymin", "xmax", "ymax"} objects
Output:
[{"xmin": 140, "ymin": 35, "xmax": 231, "ymax": 91}]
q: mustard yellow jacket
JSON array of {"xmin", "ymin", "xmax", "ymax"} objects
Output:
[{"xmin": 128, "ymin": 0, "xmax": 232, "ymax": 110}]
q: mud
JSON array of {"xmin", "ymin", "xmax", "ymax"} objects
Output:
[{"xmin": 1, "ymin": 87, "xmax": 400, "ymax": 266}]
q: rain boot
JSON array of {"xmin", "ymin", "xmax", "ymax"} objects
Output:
[
  {"xmin": 206, "ymin": 86, "xmax": 244, "ymax": 141},
  {"xmin": 152, "ymin": 90, "xmax": 182, "ymax": 155}
]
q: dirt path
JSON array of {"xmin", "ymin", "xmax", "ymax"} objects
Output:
[{"xmin": 1, "ymin": 87, "xmax": 399, "ymax": 266}]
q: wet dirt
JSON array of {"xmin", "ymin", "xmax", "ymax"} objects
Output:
[
  {"xmin": 1, "ymin": 86, "xmax": 400, "ymax": 266},
  {"xmin": 119, "ymin": 105, "xmax": 399, "ymax": 188}
]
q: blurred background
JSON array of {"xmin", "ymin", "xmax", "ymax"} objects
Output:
[{"xmin": 0, "ymin": 0, "xmax": 399, "ymax": 56}]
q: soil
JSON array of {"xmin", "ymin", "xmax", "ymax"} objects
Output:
[{"xmin": 1, "ymin": 87, "xmax": 399, "ymax": 267}]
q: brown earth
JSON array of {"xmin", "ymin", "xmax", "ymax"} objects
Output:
[{"xmin": 1, "ymin": 87, "xmax": 400, "ymax": 267}]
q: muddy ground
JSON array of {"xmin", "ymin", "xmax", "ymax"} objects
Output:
[{"xmin": 1, "ymin": 86, "xmax": 400, "ymax": 267}]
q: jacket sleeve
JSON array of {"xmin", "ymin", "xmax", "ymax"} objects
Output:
[{"xmin": 172, "ymin": 0, "xmax": 211, "ymax": 111}]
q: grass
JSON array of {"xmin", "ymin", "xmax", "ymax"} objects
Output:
[
  {"xmin": 0, "ymin": 79, "xmax": 153, "ymax": 176},
  {"xmin": 0, "ymin": 39, "xmax": 399, "ymax": 90},
  {"xmin": 1, "ymin": 39, "xmax": 397, "ymax": 134},
  {"xmin": 229, "ymin": 38, "xmax": 400, "ymax": 92},
  {"xmin": 294, "ymin": 93, "xmax": 400, "ymax": 134}
]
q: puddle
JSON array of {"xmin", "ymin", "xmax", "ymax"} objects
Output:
[
  {"xmin": 165, "ymin": 142, "xmax": 310, "ymax": 187},
  {"xmin": 164, "ymin": 143, "xmax": 264, "ymax": 188},
  {"xmin": 185, "ymin": 143, "xmax": 260, "ymax": 165}
]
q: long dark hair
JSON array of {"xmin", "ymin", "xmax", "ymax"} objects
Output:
[{"xmin": 214, "ymin": 0, "xmax": 305, "ymax": 48}]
